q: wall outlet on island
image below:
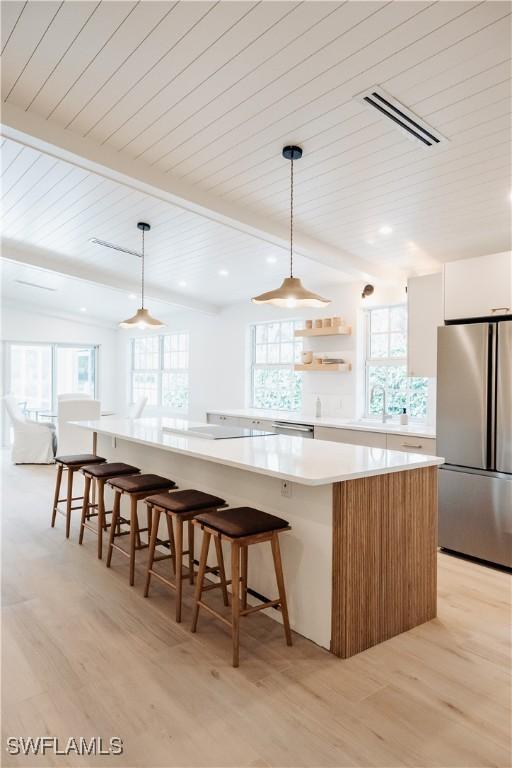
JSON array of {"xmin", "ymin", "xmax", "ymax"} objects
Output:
[{"xmin": 281, "ymin": 480, "xmax": 292, "ymax": 498}]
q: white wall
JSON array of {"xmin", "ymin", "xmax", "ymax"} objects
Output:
[{"xmin": 1, "ymin": 304, "xmax": 119, "ymax": 410}]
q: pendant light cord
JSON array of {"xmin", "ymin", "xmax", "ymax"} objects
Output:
[
  {"xmin": 290, "ymin": 156, "xmax": 294, "ymax": 278},
  {"xmin": 141, "ymin": 226, "xmax": 145, "ymax": 309}
]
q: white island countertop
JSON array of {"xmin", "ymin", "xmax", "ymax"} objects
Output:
[
  {"xmin": 207, "ymin": 408, "xmax": 436, "ymax": 439},
  {"xmin": 73, "ymin": 416, "xmax": 443, "ymax": 487}
]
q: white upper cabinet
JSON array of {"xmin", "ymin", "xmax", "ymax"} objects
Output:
[
  {"xmin": 444, "ymin": 252, "xmax": 512, "ymax": 321},
  {"xmin": 407, "ymin": 272, "xmax": 443, "ymax": 378}
]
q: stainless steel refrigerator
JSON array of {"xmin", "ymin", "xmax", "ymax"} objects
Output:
[{"xmin": 437, "ymin": 320, "xmax": 512, "ymax": 568}]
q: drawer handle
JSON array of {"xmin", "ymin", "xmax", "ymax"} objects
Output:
[
  {"xmin": 401, "ymin": 442, "xmax": 422, "ymax": 449},
  {"xmin": 491, "ymin": 307, "xmax": 510, "ymax": 313}
]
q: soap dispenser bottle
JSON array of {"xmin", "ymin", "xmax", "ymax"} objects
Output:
[{"xmin": 316, "ymin": 397, "xmax": 322, "ymax": 418}]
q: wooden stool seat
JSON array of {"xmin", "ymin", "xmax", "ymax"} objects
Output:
[
  {"xmin": 51, "ymin": 454, "xmax": 106, "ymax": 538},
  {"xmin": 194, "ymin": 506, "xmax": 289, "ymax": 537},
  {"xmin": 192, "ymin": 507, "xmax": 292, "ymax": 667},
  {"xmin": 106, "ymin": 474, "xmax": 176, "ymax": 585},
  {"xmin": 108, "ymin": 474, "xmax": 176, "ymax": 494},
  {"xmin": 79, "ymin": 462, "xmax": 140, "ymax": 559},
  {"xmin": 144, "ymin": 490, "xmax": 227, "ymax": 622},
  {"xmin": 146, "ymin": 489, "xmax": 226, "ymax": 514}
]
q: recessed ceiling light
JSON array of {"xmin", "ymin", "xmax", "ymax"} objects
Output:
[
  {"xmin": 365, "ymin": 238, "xmax": 376, "ymax": 246},
  {"xmin": 379, "ymin": 225, "xmax": 393, "ymax": 235},
  {"xmin": 80, "ymin": 307, "xmax": 87, "ymax": 312},
  {"xmin": 128, "ymin": 293, "xmax": 136, "ymax": 299},
  {"xmin": 266, "ymin": 256, "xmax": 277, "ymax": 264},
  {"xmin": 178, "ymin": 280, "xmax": 187, "ymax": 288},
  {"xmin": 218, "ymin": 269, "xmax": 229, "ymax": 277}
]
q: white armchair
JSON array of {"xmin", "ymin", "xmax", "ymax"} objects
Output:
[
  {"xmin": 57, "ymin": 398, "xmax": 100, "ymax": 456},
  {"xmin": 3, "ymin": 395, "xmax": 56, "ymax": 464}
]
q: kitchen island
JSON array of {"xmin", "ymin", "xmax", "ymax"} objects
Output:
[{"xmin": 74, "ymin": 416, "xmax": 444, "ymax": 658}]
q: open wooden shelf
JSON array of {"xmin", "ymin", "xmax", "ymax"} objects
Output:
[
  {"xmin": 294, "ymin": 363, "xmax": 352, "ymax": 372},
  {"xmin": 294, "ymin": 326, "xmax": 352, "ymax": 337}
]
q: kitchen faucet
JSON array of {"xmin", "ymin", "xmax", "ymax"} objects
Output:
[{"xmin": 370, "ymin": 384, "xmax": 389, "ymax": 423}]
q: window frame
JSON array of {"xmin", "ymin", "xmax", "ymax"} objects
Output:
[
  {"xmin": 129, "ymin": 332, "xmax": 190, "ymax": 413},
  {"xmin": 249, "ymin": 319, "xmax": 303, "ymax": 412},
  {"xmin": 363, "ymin": 304, "xmax": 427, "ymax": 423}
]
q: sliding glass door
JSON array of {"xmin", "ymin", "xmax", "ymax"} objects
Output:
[
  {"xmin": 5, "ymin": 342, "xmax": 98, "ymax": 415},
  {"xmin": 8, "ymin": 343, "xmax": 53, "ymax": 412},
  {"xmin": 55, "ymin": 345, "xmax": 96, "ymax": 398}
]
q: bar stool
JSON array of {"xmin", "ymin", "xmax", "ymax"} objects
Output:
[
  {"xmin": 144, "ymin": 490, "xmax": 228, "ymax": 623},
  {"xmin": 79, "ymin": 462, "xmax": 141, "ymax": 559},
  {"xmin": 191, "ymin": 507, "xmax": 292, "ymax": 667},
  {"xmin": 51, "ymin": 454, "xmax": 106, "ymax": 538},
  {"xmin": 106, "ymin": 474, "xmax": 176, "ymax": 585}
]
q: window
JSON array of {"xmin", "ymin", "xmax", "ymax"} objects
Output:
[
  {"xmin": 250, "ymin": 320, "xmax": 303, "ymax": 411},
  {"xmin": 365, "ymin": 305, "xmax": 428, "ymax": 421},
  {"xmin": 130, "ymin": 333, "xmax": 189, "ymax": 412},
  {"xmin": 5, "ymin": 342, "xmax": 98, "ymax": 415}
]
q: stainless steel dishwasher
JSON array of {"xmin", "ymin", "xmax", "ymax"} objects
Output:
[{"xmin": 271, "ymin": 421, "xmax": 315, "ymax": 438}]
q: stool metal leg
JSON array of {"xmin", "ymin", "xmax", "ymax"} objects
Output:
[
  {"xmin": 65, "ymin": 469, "xmax": 74, "ymax": 539},
  {"xmin": 191, "ymin": 531, "xmax": 211, "ymax": 633},
  {"xmin": 271, "ymin": 533, "xmax": 292, "ymax": 646},
  {"xmin": 144, "ymin": 506, "xmax": 161, "ymax": 598},
  {"xmin": 79, "ymin": 475, "xmax": 92, "ymax": 545},
  {"xmin": 231, "ymin": 541, "xmax": 241, "ymax": 668},
  {"xmin": 51, "ymin": 464, "xmax": 63, "ymax": 527}
]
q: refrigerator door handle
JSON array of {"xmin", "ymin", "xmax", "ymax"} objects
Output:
[{"xmin": 488, "ymin": 323, "xmax": 497, "ymax": 470}]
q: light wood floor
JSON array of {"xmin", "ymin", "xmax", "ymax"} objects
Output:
[{"xmin": 2, "ymin": 457, "xmax": 511, "ymax": 768}]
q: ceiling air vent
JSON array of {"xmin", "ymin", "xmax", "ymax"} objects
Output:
[
  {"xmin": 356, "ymin": 86, "xmax": 446, "ymax": 148},
  {"xmin": 90, "ymin": 238, "xmax": 141, "ymax": 258}
]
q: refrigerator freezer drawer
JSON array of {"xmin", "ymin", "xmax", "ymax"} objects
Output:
[{"xmin": 439, "ymin": 467, "xmax": 512, "ymax": 567}]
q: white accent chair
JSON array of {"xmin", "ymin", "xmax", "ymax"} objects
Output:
[
  {"xmin": 57, "ymin": 399, "xmax": 100, "ymax": 457},
  {"xmin": 58, "ymin": 393, "xmax": 92, "ymax": 401},
  {"xmin": 128, "ymin": 396, "xmax": 147, "ymax": 419},
  {"xmin": 3, "ymin": 395, "xmax": 56, "ymax": 464}
]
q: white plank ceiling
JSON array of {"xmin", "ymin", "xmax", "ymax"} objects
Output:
[
  {"xmin": 1, "ymin": 0, "xmax": 511, "ymax": 302},
  {"xmin": 0, "ymin": 137, "xmax": 351, "ymax": 309}
]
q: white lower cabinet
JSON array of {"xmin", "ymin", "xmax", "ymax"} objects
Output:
[
  {"xmin": 314, "ymin": 426, "xmax": 436, "ymax": 453},
  {"xmin": 314, "ymin": 426, "xmax": 387, "ymax": 448},
  {"xmin": 385, "ymin": 434, "xmax": 436, "ymax": 455}
]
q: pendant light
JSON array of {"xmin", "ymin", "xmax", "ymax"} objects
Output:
[
  {"xmin": 119, "ymin": 222, "xmax": 165, "ymax": 329},
  {"xmin": 252, "ymin": 145, "xmax": 331, "ymax": 308}
]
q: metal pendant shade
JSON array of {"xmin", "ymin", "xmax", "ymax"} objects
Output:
[
  {"xmin": 252, "ymin": 145, "xmax": 331, "ymax": 308},
  {"xmin": 119, "ymin": 222, "xmax": 165, "ymax": 329}
]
